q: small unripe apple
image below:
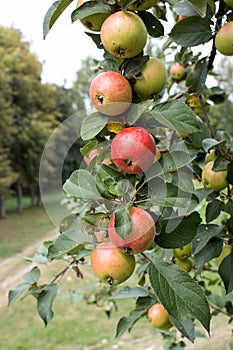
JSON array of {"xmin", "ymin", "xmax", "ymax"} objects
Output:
[
  {"xmin": 127, "ymin": 0, "xmax": 159, "ymax": 11},
  {"xmin": 170, "ymin": 62, "xmax": 186, "ymax": 80},
  {"xmin": 224, "ymin": 0, "xmax": 233, "ymax": 8},
  {"xmin": 106, "ymin": 122, "xmax": 124, "ymax": 134},
  {"xmin": 111, "ymin": 126, "xmax": 156, "ymax": 174},
  {"xmin": 148, "ymin": 304, "xmax": 172, "ymax": 330},
  {"xmin": 174, "ymin": 258, "xmax": 193, "ymax": 272},
  {"xmin": 90, "ymin": 241, "xmax": 135, "ymax": 285},
  {"xmin": 89, "ymin": 71, "xmax": 132, "ymax": 116},
  {"xmin": 84, "ymin": 148, "xmax": 98, "ymax": 165},
  {"xmin": 173, "ymin": 243, "xmax": 192, "ymax": 260},
  {"xmin": 204, "ymin": 149, "xmax": 216, "ymax": 164},
  {"xmin": 202, "ymin": 161, "xmax": 228, "ymax": 192},
  {"xmin": 133, "ymin": 58, "xmax": 167, "ymax": 100},
  {"xmin": 216, "ymin": 244, "xmax": 232, "ymax": 267},
  {"xmin": 100, "ymin": 11, "xmax": 147, "ymax": 59},
  {"xmin": 108, "ymin": 206, "xmax": 156, "ymax": 254},
  {"xmin": 215, "ymin": 21, "xmax": 233, "ymax": 56},
  {"xmin": 77, "ymin": 0, "xmax": 110, "ymax": 32}
]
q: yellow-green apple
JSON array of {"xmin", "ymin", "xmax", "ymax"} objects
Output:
[
  {"xmin": 108, "ymin": 206, "xmax": 156, "ymax": 254},
  {"xmin": 204, "ymin": 149, "xmax": 216, "ymax": 164},
  {"xmin": 224, "ymin": 0, "xmax": 233, "ymax": 8},
  {"xmin": 89, "ymin": 71, "xmax": 132, "ymax": 116},
  {"xmin": 216, "ymin": 244, "xmax": 232, "ymax": 267},
  {"xmin": 215, "ymin": 21, "xmax": 233, "ymax": 56},
  {"xmin": 111, "ymin": 126, "xmax": 156, "ymax": 174},
  {"xmin": 133, "ymin": 58, "xmax": 167, "ymax": 100},
  {"xmin": 174, "ymin": 257, "xmax": 193, "ymax": 272},
  {"xmin": 173, "ymin": 243, "xmax": 192, "ymax": 260},
  {"xmin": 202, "ymin": 161, "xmax": 228, "ymax": 192},
  {"xmin": 127, "ymin": 0, "xmax": 159, "ymax": 11},
  {"xmin": 90, "ymin": 241, "xmax": 135, "ymax": 285},
  {"xmin": 77, "ymin": 0, "xmax": 110, "ymax": 32},
  {"xmin": 169, "ymin": 62, "xmax": 186, "ymax": 80},
  {"xmin": 100, "ymin": 11, "xmax": 147, "ymax": 58},
  {"xmin": 148, "ymin": 304, "xmax": 172, "ymax": 330}
]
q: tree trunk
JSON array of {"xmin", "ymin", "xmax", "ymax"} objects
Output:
[
  {"xmin": 36, "ymin": 187, "xmax": 42, "ymax": 207},
  {"xmin": 16, "ymin": 180, "xmax": 23, "ymax": 213},
  {"xmin": 0, "ymin": 194, "xmax": 6, "ymax": 218},
  {"xmin": 29, "ymin": 184, "xmax": 36, "ymax": 207}
]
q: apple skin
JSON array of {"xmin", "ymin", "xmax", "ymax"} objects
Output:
[
  {"xmin": 77, "ymin": 0, "xmax": 110, "ymax": 32},
  {"xmin": 89, "ymin": 71, "xmax": 132, "ymax": 116},
  {"xmin": 173, "ymin": 243, "xmax": 192, "ymax": 260},
  {"xmin": 108, "ymin": 206, "xmax": 156, "ymax": 254},
  {"xmin": 133, "ymin": 58, "xmax": 167, "ymax": 100},
  {"xmin": 169, "ymin": 62, "xmax": 186, "ymax": 81},
  {"xmin": 215, "ymin": 21, "xmax": 233, "ymax": 56},
  {"xmin": 90, "ymin": 241, "xmax": 135, "ymax": 285},
  {"xmin": 224, "ymin": 0, "xmax": 233, "ymax": 8},
  {"xmin": 100, "ymin": 11, "xmax": 147, "ymax": 59},
  {"xmin": 148, "ymin": 304, "xmax": 172, "ymax": 330},
  {"xmin": 204, "ymin": 149, "xmax": 216, "ymax": 164},
  {"xmin": 202, "ymin": 161, "xmax": 228, "ymax": 192},
  {"xmin": 174, "ymin": 258, "xmax": 193, "ymax": 272},
  {"xmin": 111, "ymin": 126, "xmax": 156, "ymax": 174},
  {"xmin": 127, "ymin": 0, "xmax": 159, "ymax": 11},
  {"xmin": 178, "ymin": 15, "xmax": 185, "ymax": 21},
  {"xmin": 84, "ymin": 148, "xmax": 98, "ymax": 165}
]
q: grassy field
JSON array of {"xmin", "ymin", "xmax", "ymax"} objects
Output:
[{"xmin": 0, "ymin": 202, "xmax": 232, "ymax": 350}]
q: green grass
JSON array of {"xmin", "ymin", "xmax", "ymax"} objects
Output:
[{"xmin": 5, "ymin": 195, "xmax": 31, "ymax": 213}]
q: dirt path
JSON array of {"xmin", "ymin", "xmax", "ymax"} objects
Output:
[{"xmin": 0, "ymin": 229, "xmax": 58, "ymax": 308}]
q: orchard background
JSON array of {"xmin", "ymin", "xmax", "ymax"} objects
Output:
[{"xmin": 2, "ymin": 0, "xmax": 233, "ymax": 349}]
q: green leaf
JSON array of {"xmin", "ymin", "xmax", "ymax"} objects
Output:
[
  {"xmin": 80, "ymin": 140, "xmax": 99, "ymax": 157},
  {"xmin": 194, "ymin": 238, "xmax": 223, "ymax": 270},
  {"xmin": 8, "ymin": 282, "xmax": 31, "ymax": 306},
  {"xmin": 43, "ymin": 0, "xmax": 73, "ymax": 39},
  {"xmin": 219, "ymin": 254, "xmax": 233, "ymax": 294},
  {"xmin": 37, "ymin": 284, "xmax": 58, "ymax": 326},
  {"xmin": 227, "ymin": 160, "xmax": 233, "ymax": 185},
  {"xmin": 124, "ymin": 55, "xmax": 149, "ymax": 77},
  {"xmin": 202, "ymin": 138, "xmax": 225, "ymax": 153},
  {"xmin": 113, "ymin": 286, "xmax": 149, "ymax": 299},
  {"xmin": 81, "ymin": 112, "xmax": 108, "ymax": 141},
  {"xmin": 71, "ymin": 1, "xmax": 112, "ymax": 22},
  {"xmin": 125, "ymin": 100, "xmax": 152, "ymax": 125},
  {"xmin": 152, "ymin": 101, "xmax": 200, "ymax": 134},
  {"xmin": 192, "ymin": 224, "xmax": 224, "ymax": 255},
  {"xmin": 114, "ymin": 206, "xmax": 132, "ymax": 240},
  {"xmin": 206, "ymin": 199, "xmax": 225, "ymax": 223},
  {"xmin": 138, "ymin": 11, "xmax": 164, "ymax": 37},
  {"xmin": 169, "ymin": 17, "xmax": 212, "ymax": 47},
  {"xmin": 173, "ymin": 0, "xmax": 200, "ymax": 17},
  {"xmin": 155, "ymin": 212, "xmax": 201, "ymax": 248},
  {"xmin": 187, "ymin": 0, "xmax": 207, "ymax": 17},
  {"xmin": 116, "ymin": 308, "xmax": 147, "ymax": 338},
  {"xmin": 63, "ymin": 169, "xmax": 101, "ymax": 201},
  {"xmin": 23, "ymin": 266, "xmax": 41, "ymax": 284},
  {"xmin": 186, "ymin": 58, "xmax": 208, "ymax": 95},
  {"xmin": 148, "ymin": 261, "xmax": 210, "ymax": 341}
]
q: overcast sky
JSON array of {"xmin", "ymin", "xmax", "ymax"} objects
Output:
[{"xmin": 0, "ymin": 0, "xmax": 103, "ymax": 86}]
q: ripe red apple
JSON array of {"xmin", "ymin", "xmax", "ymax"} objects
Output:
[
  {"xmin": 224, "ymin": 0, "xmax": 233, "ymax": 8},
  {"xmin": 178, "ymin": 15, "xmax": 185, "ymax": 21},
  {"xmin": 77, "ymin": 0, "xmax": 110, "ymax": 32},
  {"xmin": 215, "ymin": 21, "xmax": 233, "ymax": 56},
  {"xmin": 108, "ymin": 206, "xmax": 156, "ymax": 254},
  {"xmin": 133, "ymin": 58, "xmax": 167, "ymax": 100},
  {"xmin": 127, "ymin": 0, "xmax": 159, "ymax": 11},
  {"xmin": 89, "ymin": 71, "xmax": 132, "ymax": 116},
  {"xmin": 202, "ymin": 161, "xmax": 228, "ymax": 192},
  {"xmin": 100, "ymin": 11, "xmax": 147, "ymax": 58},
  {"xmin": 148, "ymin": 304, "xmax": 172, "ymax": 330},
  {"xmin": 173, "ymin": 243, "xmax": 192, "ymax": 260},
  {"xmin": 169, "ymin": 62, "xmax": 186, "ymax": 80},
  {"xmin": 111, "ymin": 126, "xmax": 156, "ymax": 174},
  {"xmin": 90, "ymin": 241, "xmax": 135, "ymax": 285}
]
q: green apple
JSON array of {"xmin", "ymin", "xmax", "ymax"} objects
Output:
[
  {"xmin": 77, "ymin": 0, "xmax": 110, "ymax": 32},
  {"xmin": 174, "ymin": 258, "xmax": 193, "ymax": 272},
  {"xmin": 133, "ymin": 58, "xmax": 167, "ymax": 100},
  {"xmin": 215, "ymin": 21, "xmax": 233, "ymax": 56},
  {"xmin": 205, "ymin": 149, "xmax": 216, "ymax": 164},
  {"xmin": 148, "ymin": 304, "xmax": 172, "ymax": 330},
  {"xmin": 202, "ymin": 161, "xmax": 228, "ymax": 192},
  {"xmin": 173, "ymin": 243, "xmax": 192, "ymax": 260},
  {"xmin": 100, "ymin": 11, "xmax": 147, "ymax": 58},
  {"xmin": 169, "ymin": 62, "xmax": 186, "ymax": 81},
  {"xmin": 90, "ymin": 241, "xmax": 135, "ymax": 285},
  {"xmin": 216, "ymin": 244, "xmax": 232, "ymax": 267}
]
